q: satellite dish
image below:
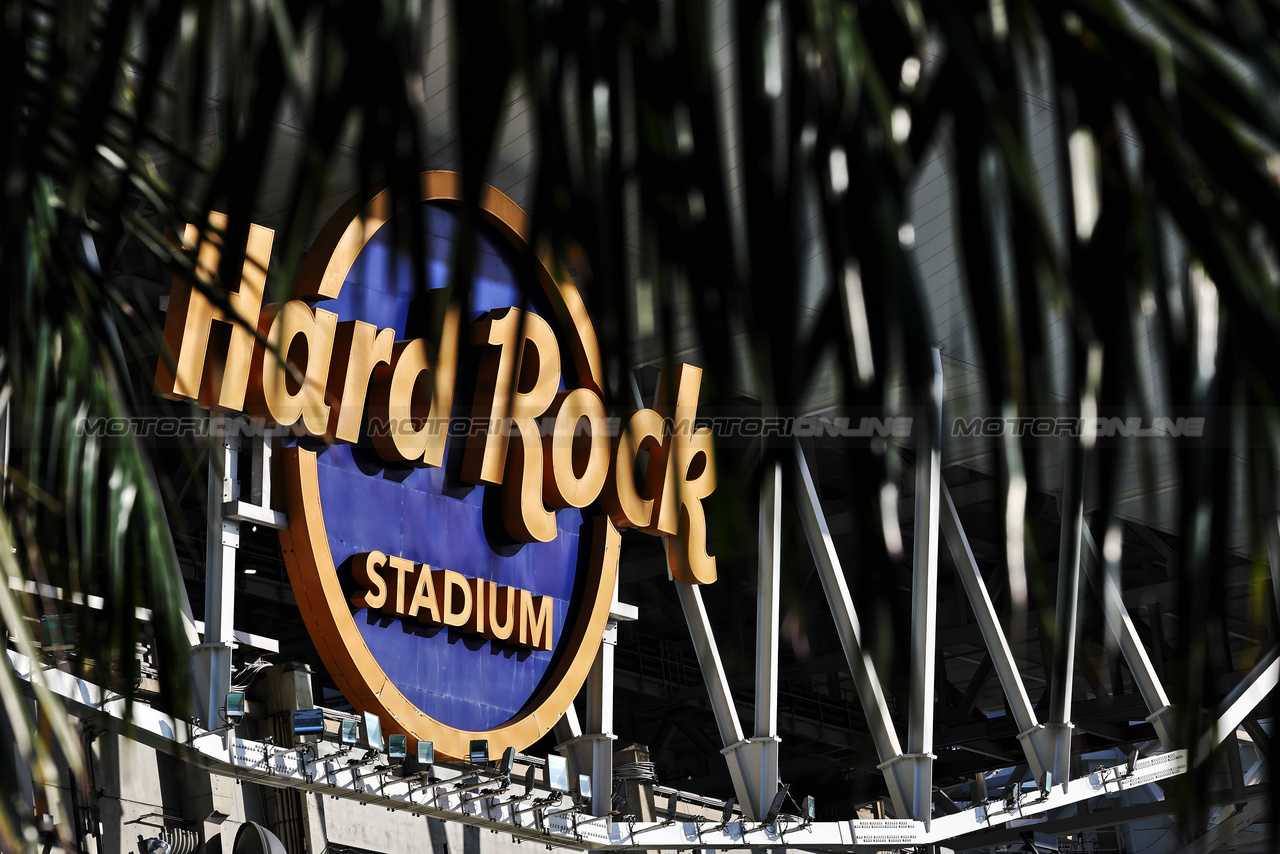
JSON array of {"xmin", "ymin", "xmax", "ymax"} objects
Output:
[{"xmin": 232, "ymin": 822, "xmax": 288, "ymax": 854}]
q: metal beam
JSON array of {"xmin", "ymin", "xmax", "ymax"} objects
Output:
[
  {"xmin": 674, "ymin": 578, "xmax": 765, "ymax": 818},
  {"xmin": 9, "ymin": 647, "xmax": 1197, "ymax": 852},
  {"xmin": 674, "ymin": 581, "xmax": 744, "ymax": 749},
  {"xmin": 939, "ymin": 479, "xmax": 1071, "ymax": 787},
  {"xmin": 554, "ymin": 701, "xmax": 582, "ymax": 744},
  {"xmin": 724, "ymin": 458, "xmax": 785, "ymax": 823},
  {"xmin": 755, "ymin": 460, "xmax": 782, "ymax": 739},
  {"xmin": 1049, "ymin": 443, "xmax": 1085, "ymax": 728},
  {"xmin": 788, "ymin": 440, "xmax": 901, "ymax": 763},
  {"xmin": 793, "ymin": 442, "xmax": 901, "ymax": 764},
  {"xmin": 583, "ymin": 618, "xmax": 618, "ymax": 816},
  {"xmin": 225, "ymin": 427, "xmax": 288, "ymax": 528},
  {"xmin": 564, "ymin": 578, "xmax": 641, "ymax": 817},
  {"xmin": 206, "ymin": 420, "xmax": 238, "ymax": 646},
  {"xmin": 794, "ymin": 441, "xmax": 919, "ymax": 818},
  {"xmin": 1034, "ymin": 442, "xmax": 1087, "ymax": 788},
  {"xmin": 884, "ymin": 349, "xmax": 944, "ymax": 826},
  {"xmin": 1198, "ymin": 645, "xmax": 1280, "ymax": 763},
  {"xmin": 939, "ymin": 483, "xmax": 1037, "ymax": 735},
  {"xmin": 1173, "ymin": 798, "xmax": 1267, "ymax": 854},
  {"xmin": 908, "ymin": 349, "xmax": 942, "ymax": 758},
  {"xmin": 952, "ymin": 784, "xmax": 1266, "ymax": 850},
  {"xmin": 1082, "ymin": 526, "xmax": 1176, "ymax": 748},
  {"xmin": 1243, "ymin": 719, "xmax": 1272, "ymax": 761},
  {"xmin": 192, "ymin": 416, "xmax": 239, "ymax": 730}
]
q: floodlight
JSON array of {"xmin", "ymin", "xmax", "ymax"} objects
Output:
[
  {"xmin": 719, "ymin": 797, "xmax": 737, "ymax": 824},
  {"xmin": 1127, "ymin": 748, "xmax": 1141, "ymax": 774},
  {"xmin": 469, "ymin": 739, "xmax": 490, "ymax": 765},
  {"xmin": 498, "ymin": 746, "xmax": 516, "ymax": 776},
  {"xmin": 803, "ymin": 795, "xmax": 816, "ymax": 821},
  {"xmin": 362, "ymin": 712, "xmax": 383, "ymax": 752},
  {"xmin": 522, "ymin": 765, "xmax": 536, "ymax": 794},
  {"xmin": 225, "ymin": 692, "xmax": 247, "ymax": 724},
  {"xmin": 40, "ymin": 614, "xmax": 76, "ymax": 654},
  {"xmin": 387, "ymin": 734, "xmax": 408, "ymax": 765},
  {"xmin": 1039, "ymin": 771, "xmax": 1053, "ymax": 793},
  {"xmin": 339, "ymin": 719, "xmax": 360, "ymax": 745},
  {"xmin": 404, "ymin": 740, "xmax": 438, "ymax": 783},
  {"xmin": 577, "ymin": 774, "xmax": 592, "ymax": 805},
  {"xmin": 763, "ymin": 784, "xmax": 790, "ymax": 824},
  {"xmin": 292, "ymin": 708, "xmax": 324, "ymax": 742},
  {"xmin": 547, "ymin": 754, "xmax": 570, "ymax": 793},
  {"xmin": 664, "ymin": 792, "xmax": 678, "ymax": 822}
]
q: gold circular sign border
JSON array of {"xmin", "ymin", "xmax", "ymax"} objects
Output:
[{"xmin": 278, "ymin": 171, "xmax": 619, "ymax": 760}]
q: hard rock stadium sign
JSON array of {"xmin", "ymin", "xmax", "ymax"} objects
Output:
[{"xmin": 154, "ymin": 171, "xmax": 716, "ymax": 759}]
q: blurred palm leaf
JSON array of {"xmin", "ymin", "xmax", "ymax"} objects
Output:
[{"xmin": 4, "ymin": 0, "xmax": 1280, "ymax": 847}]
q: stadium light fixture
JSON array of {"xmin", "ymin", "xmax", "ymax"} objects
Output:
[
  {"xmin": 291, "ymin": 709, "xmax": 324, "ymax": 743},
  {"xmin": 763, "ymin": 784, "xmax": 790, "ymax": 824},
  {"xmin": 546, "ymin": 754, "xmax": 570, "ymax": 794},
  {"xmin": 497, "ymin": 746, "xmax": 515, "ymax": 777},
  {"xmin": 224, "ymin": 692, "xmax": 246, "ymax": 725},
  {"xmin": 387, "ymin": 734, "xmax": 408, "ymax": 765},
  {"xmin": 361, "ymin": 712, "xmax": 383, "ymax": 752}
]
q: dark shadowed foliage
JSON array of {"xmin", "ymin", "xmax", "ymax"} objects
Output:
[{"xmin": 3, "ymin": 0, "xmax": 1280, "ymax": 848}]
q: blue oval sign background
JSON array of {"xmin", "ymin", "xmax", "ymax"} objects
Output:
[{"xmin": 294, "ymin": 202, "xmax": 586, "ymax": 731}]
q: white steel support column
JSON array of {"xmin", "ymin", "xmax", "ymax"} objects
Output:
[
  {"xmin": 794, "ymin": 442, "xmax": 909, "ymax": 814},
  {"xmin": 755, "ymin": 461, "xmax": 782, "ymax": 738},
  {"xmin": 898, "ymin": 349, "xmax": 943, "ymax": 824},
  {"xmin": 723, "ymin": 460, "xmax": 784, "ymax": 822},
  {"xmin": 250, "ymin": 427, "xmax": 271, "ymax": 506},
  {"xmin": 553, "ymin": 673, "xmax": 588, "ymax": 802},
  {"xmin": 585, "ymin": 621, "xmax": 616, "ymax": 816},
  {"xmin": 559, "ymin": 580, "xmax": 636, "ymax": 816},
  {"xmin": 224, "ymin": 428, "xmax": 288, "ymax": 530},
  {"xmin": 1081, "ymin": 527, "xmax": 1176, "ymax": 749},
  {"xmin": 560, "ymin": 620, "xmax": 617, "ymax": 817},
  {"xmin": 193, "ymin": 415, "xmax": 240, "ymax": 730},
  {"xmin": 1044, "ymin": 445, "xmax": 1085, "ymax": 786},
  {"xmin": 1050, "ymin": 444, "xmax": 1085, "ymax": 725},
  {"xmin": 909, "ymin": 350, "xmax": 943, "ymax": 756}
]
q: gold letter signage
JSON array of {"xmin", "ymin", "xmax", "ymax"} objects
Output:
[{"xmin": 155, "ymin": 172, "xmax": 716, "ymax": 759}]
